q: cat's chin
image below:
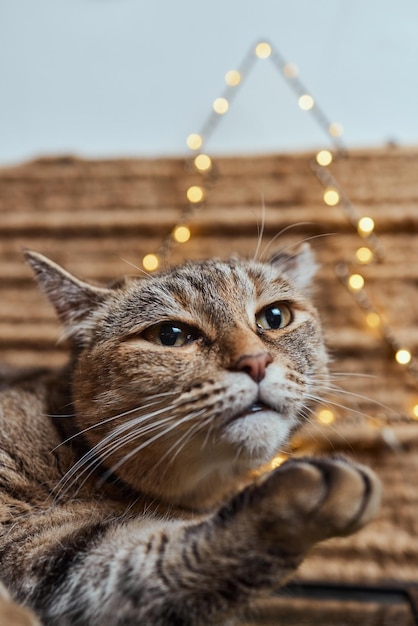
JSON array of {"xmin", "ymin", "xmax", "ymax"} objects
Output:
[
  {"xmin": 221, "ymin": 408, "xmax": 296, "ymax": 466},
  {"xmin": 151, "ymin": 410, "xmax": 296, "ymax": 510}
]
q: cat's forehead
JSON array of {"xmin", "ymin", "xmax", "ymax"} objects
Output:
[
  {"xmin": 142, "ymin": 259, "xmax": 289, "ymax": 292},
  {"xmin": 121, "ymin": 258, "xmax": 295, "ymax": 316}
]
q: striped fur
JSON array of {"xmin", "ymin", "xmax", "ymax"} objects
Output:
[{"xmin": 0, "ymin": 248, "xmax": 381, "ymax": 625}]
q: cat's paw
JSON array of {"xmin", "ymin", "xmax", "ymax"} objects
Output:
[{"xmin": 251, "ymin": 457, "xmax": 381, "ymax": 555}]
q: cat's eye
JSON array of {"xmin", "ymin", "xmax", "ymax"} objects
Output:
[
  {"xmin": 256, "ymin": 302, "xmax": 293, "ymax": 331},
  {"xmin": 142, "ymin": 322, "xmax": 201, "ymax": 347}
]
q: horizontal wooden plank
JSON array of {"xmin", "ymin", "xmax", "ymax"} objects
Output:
[{"xmin": 0, "ymin": 149, "xmax": 416, "ymax": 424}]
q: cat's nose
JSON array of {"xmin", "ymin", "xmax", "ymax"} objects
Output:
[{"xmin": 234, "ymin": 352, "xmax": 273, "ymax": 383}]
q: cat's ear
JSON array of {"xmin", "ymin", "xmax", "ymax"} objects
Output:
[
  {"xmin": 269, "ymin": 243, "xmax": 318, "ymax": 291},
  {"xmin": 24, "ymin": 250, "xmax": 111, "ymax": 332}
]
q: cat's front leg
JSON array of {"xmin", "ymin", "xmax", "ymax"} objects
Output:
[
  {"xmin": 74, "ymin": 457, "xmax": 379, "ymax": 626},
  {"xmin": 23, "ymin": 458, "xmax": 379, "ymax": 626}
]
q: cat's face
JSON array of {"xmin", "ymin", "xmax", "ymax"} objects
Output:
[{"xmin": 26, "ymin": 247, "xmax": 327, "ymax": 508}]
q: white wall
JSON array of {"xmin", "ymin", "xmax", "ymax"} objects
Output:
[{"xmin": 1, "ymin": 0, "xmax": 417, "ymax": 165}]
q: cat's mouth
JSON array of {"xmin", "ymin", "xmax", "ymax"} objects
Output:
[
  {"xmin": 232, "ymin": 401, "xmax": 278, "ymax": 422},
  {"xmin": 248, "ymin": 403, "xmax": 270, "ymax": 413}
]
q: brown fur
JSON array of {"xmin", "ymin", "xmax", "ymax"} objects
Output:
[{"xmin": 0, "ymin": 248, "xmax": 381, "ymax": 625}]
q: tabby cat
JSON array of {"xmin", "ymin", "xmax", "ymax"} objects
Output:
[{"xmin": 0, "ymin": 246, "xmax": 381, "ymax": 625}]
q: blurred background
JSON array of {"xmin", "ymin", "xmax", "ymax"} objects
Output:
[{"xmin": 1, "ymin": 0, "xmax": 418, "ymax": 165}]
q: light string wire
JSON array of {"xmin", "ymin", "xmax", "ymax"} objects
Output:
[{"xmin": 140, "ymin": 39, "xmax": 417, "ymax": 423}]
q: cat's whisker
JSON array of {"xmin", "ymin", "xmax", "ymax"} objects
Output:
[
  {"xmin": 157, "ymin": 420, "xmax": 215, "ymax": 485},
  {"xmin": 258, "ymin": 222, "xmax": 316, "ymax": 261},
  {"xmin": 120, "ymin": 257, "xmax": 154, "ymax": 279},
  {"xmin": 96, "ymin": 403, "xmax": 178, "ymax": 445},
  {"xmin": 201, "ymin": 412, "xmax": 218, "ymax": 451},
  {"xmin": 304, "ymin": 393, "xmax": 379, "ymax": 423},
  {"xmin": 326, "ymin": 372, "xmax": 378, "ymax": 380},
  {"xmin": 55, "ymin": 408, "xmax": 179, "ymax": 497},
  {"xmin": 52, "ymin": 391, "xmax": 178, "ymax": 451},
  {"xmin": 297, "ymin": 406, "xmax": 355, "ymax": 453},
  {"xmin": 56, "ymin": 397, "xmax": 206, "ymax": 497},
  {"xmin": 55, "ymin": 421, "xmax": 157, "ymax": 497},
  {"xmin": 252, "ymin": 194, "xmax": 266, "ymax": 263},
  {"xmin": 155, "ymin": 411, "xmax": 213, "ymax": 472},
  {"xmin": 82, "ymin": 394, "xmax": 217, "ymax": 475},
  {"xmin": 263, "ymin": 232, "xmax": 337, "ymax": 267},
  {"xmin": 96, "ymin": 408, "xmax": 208, "ymax": 487},
  {"xmin": 93, "ymin": 414, "xmax": 177, "ymax": 466},
  {"xmin": 310, "ymin": 376, "xmax": 396, "ymax": 416}
]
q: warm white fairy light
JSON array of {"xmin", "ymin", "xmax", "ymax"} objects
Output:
[
  {"xmin": 186, "ymin": 185, "xmax": 205, "ymax": 203},
  {"xmin": 194, "ymin": 154, "xmax": 212, "ymax": 172},
  {"xmin": 366, "ymin": 312, "xmax": 381, "ymax": 329},
  {"xmin": 255, "ymin": 41, "xmax": 272, "ymax": 59},
  {"xmin": 317, "ymin": 409, "xmax": 335, "ymax": 425},
  {"xmin": 186, "ymin": 133, "xmax": 203, "ymax": 151},
  {"xmin": 282, "ymin": 62, "xmax": 299, "ymax": 78},
  {"xmin": 213, "ymin": 97, "xmax": 229, "ymax": 115},
  {"xmin": 348, "ymin": 274, "xmax": 365, "ymax": 292},
  {"xmin": 337, "ymin": 261, "xmax": 417, "ymax": 391},
  {"xmin": 358, "ymin": 216, "xmax": 375, "ymax": 236},
  {"xmin": 316, "ymin": 150, "xmax": 333, "ymax": 166},
  {"xmin": 328, "ymin": 122, "xmax": 344, "ymax": 137},
  {"xmin": 298, "ymin": 94, "xmax": 314, "ymax": 111},
  {"xmin": 395, "ymin": 349, "xmax": 412, "ymax": 366},
  {"xmin": 323, "ymin": 188, "xmax": 340, "ymax": 206},
  {"xmin": 412, "ymin": 404, "xmax": 418, "ymax": 420},
  {"xmin": 173, "ymin": 226, "xmax": 191, "ymax": 243},
  {"xmin": 356, "ymin": 246, "xmax": 374, "ymax": 264},
  {"xmin": 225, "ymin": 70, "xmax": 241, "ymax": 86},
  {"xmin": 142, "ymin": 253, "xmax": 159, "ymax": 272}
]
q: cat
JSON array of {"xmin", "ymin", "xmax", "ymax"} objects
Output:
[{"xmin": 0, "ymin": 245, "xmax": 381, "ymax": 626}]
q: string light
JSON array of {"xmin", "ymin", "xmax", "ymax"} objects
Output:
[
  {"xmin": 173, "ymin": 226, "xmax": 191, "ymax": 243},
  {"xmin": 328, "ymin": 122, "xmax": 344, "ymax": 137},
  {"xmin": 313, "ymin": 159, "xmax": 385, "ymax": 261},
  {"xmin": 142, "ymin": 253, "xmax": 159, "ymax": 272},
  {"xmin": 282, "ymin": 62, "xmax": 298, "ymax": 78},
  {"xmin": 186, "ymin": 133, "xmax": 203, "ymax": 151},
  {"xmin": 336, "ymin": 261, "xmax": 416, "ymax": 391},
  {"xmin": 317, "ymin": 409, "xmax": 336, "ymax": 425},
  {"xmin": 186, "ymin": 185, "xmax": 205, "ymax": 203},
  {"xmin": 412, "ymin": 404, "xmax": 418, "ymax": 420},
  {"xmin": 312, "ymin": 116, "xmax": 414, "ymax": 390},
  {"xmin": 323, "ymin": 188, "xmax": 340, "ymax": 206},
  {"xmin": 213, "ymin": 97, "xmax": 229, "ymax": 115},
  {"xmin": 358, "ymin": 216, "xmax": 375, "ymax": 236},
  {"xmin": 348, "ymin": 274, "xmax": 365, "ymax": 292},
  {"xmin": 298, "ymin": 94, "xmax": 314, "ymax": 111},
  {"xmin": 225, "ymin": 70, "xmax": 241, "ymax": 86},
  {"xmin": 395, "ymin": 349, "xmax": 412, "ymax": 366},
  {"xmin": 316, "ymin": 150, "xmax": 333, "ymax": 166},
  {"xmin": 255, "ymin": 42, "xmax": 272, "ymax": 59},
  {"xmin": 356, "ymin": 247, "xmax": 374, "ymax": 264},
  {"xmin": 194, "ymin": 154, "xmax": 212, "ymax": 172},
  {"xmin": 143, "ymin": 39, "xmax": 415, "ymax": 422},
  {"xmin": 366, "ymin": 312, "xmax": 381, "ymax": 328}
]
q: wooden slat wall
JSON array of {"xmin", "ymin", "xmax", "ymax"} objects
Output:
[
  {"xmin": 0, "ymin": 147, "xmax": 417, "ymax": 584},
  {"xmin": 0, "ymin": 148, "xmax": 416, "ymax": 421}
]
